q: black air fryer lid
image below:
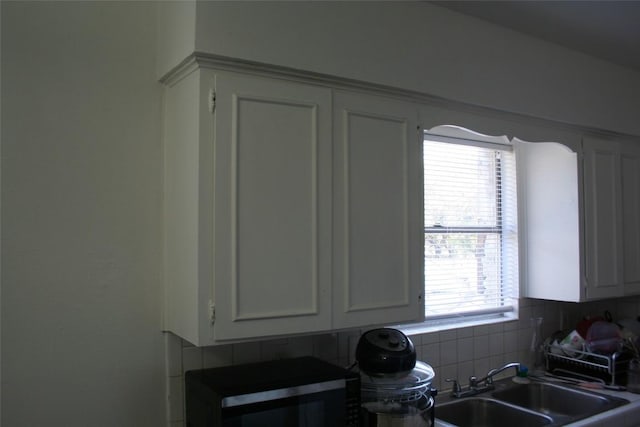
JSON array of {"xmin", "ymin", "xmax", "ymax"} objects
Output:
[{"xmin": 356, "ymin": 328, "xmax": 417, "ymax": 375}]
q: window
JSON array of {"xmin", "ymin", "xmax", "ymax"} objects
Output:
[{"xmin": 423, "ymin": 126, "xmax": 519, "ymax": 324}]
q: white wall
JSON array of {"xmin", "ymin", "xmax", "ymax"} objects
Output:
[
  {"xmin": 1, "ymin": 2, "xmax": 165, "ymax": 426},
  {"xmin": 178, "ymin": 1, "xmax": 640, "ymax": 137},
  {"xmin": 156, "ymin": 1, "xmax": 196, "ymax": 78}
]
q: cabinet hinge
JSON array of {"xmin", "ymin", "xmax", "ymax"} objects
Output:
[
  {"xmin": 208, "ymin": 89, "xmax": 216, "ymax": 114},
  {"xmin": 209, "ymin": 301, "xmax": 216, "ymax": 324}
]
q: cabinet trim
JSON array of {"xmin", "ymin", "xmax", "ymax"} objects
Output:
[{"xmin": 161, "ymin": 52, "xmax": 640, "ymax": 142}]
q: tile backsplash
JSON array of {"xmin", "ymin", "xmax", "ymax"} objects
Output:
[{"xmin": 165, "ymin": 296, "xmax": 640, "ymax": 426}]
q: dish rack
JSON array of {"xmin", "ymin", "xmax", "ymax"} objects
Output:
[{"xmin": 544, "ymin": 343, "xmax": 632, "ymax": 386}]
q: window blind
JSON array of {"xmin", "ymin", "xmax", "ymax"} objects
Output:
[{"xmin": 423, "ymin": 134, "xmax": 519, "ymax": 320}]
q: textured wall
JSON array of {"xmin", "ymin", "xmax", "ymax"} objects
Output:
[
  {"xmin": 2, "ymin": 2, "xmax": 165, "ymax": 426},
  {"xmin": 185, "ymin": 2, "xmax": 640, "ymax": 136}
]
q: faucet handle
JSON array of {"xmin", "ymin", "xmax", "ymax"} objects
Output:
[
  {"xmin": 445, "ymin": 378, "xmax": 461, "ymax": 393},
  {"xmin": 469, "ymin": 375, "xmax": 479, "ymax": 388}
]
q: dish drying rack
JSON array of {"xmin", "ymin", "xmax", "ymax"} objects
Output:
[{"xmin": 544, "ymin": 343, "xmax": 632, "ymax": 386}]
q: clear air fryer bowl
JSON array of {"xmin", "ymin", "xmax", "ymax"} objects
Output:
[
  {"xmin": 360, "ymin": 360, "xmax": 436, "ymax": 404},
  {"xmin": 360, "ymin": 361, "xmax": 436, "ymax": 426}
]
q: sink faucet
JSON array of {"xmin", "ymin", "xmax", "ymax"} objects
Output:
[{"xmin": 447, "ymin": 362, "xmax": 522, "ymax": 398}]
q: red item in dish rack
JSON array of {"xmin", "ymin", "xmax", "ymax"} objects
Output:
[
  {"xmin": 576, "ymin": 316, "xmax": 605, "ymax": 339},
  {"xmin": 586, "ymin": 321, "xmax": 622, "ymax": 354}
]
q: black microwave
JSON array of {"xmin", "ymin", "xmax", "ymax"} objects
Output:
[{"xmin": 185, "ymin": 356, "xmax": 360, "ymax": 427}]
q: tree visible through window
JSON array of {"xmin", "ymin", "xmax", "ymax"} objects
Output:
[{"xmin": 423, "ymin": 129, "xmax": 518, "ymax": 321}]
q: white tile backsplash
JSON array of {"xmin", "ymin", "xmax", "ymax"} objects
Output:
[
  {"xmin": 473, "ymin": 356, "xmax": 491, "ymax": 380},
  {"xmin": 457, "ymin": 360, "xmax": 474, "ymax": 383},
  {"xmin": 421, "ymin": 331, "xmax": 440, "ymax": 345},
  {"xmin": 167, "ymin": 375, "xmax": 184, "ymax": 423},
  {"xmin": 438, "ymin": 364, "xmax": 458, "ymax": 391},
  {"xmin": 439, "ymin": 338, "xmax": 458, "ymax": 366},
  {"xmin": 231, "ymin": 341, "xmax": 261, "ymax": 365},
  {"xmin": 165, "ymin": 295, "xmax": 640, "ymax": 426},
  {"xmin": 473, "ymin": 334, "xmax": 490, "ymax": 359},
  {"xmin": 181, "ymin": 346, "xmax": 203, "ymax": 373},
  {"xmin": 489, "ymin": 331, "xmax": 505, "ymax": 356},
  {"xmin": 202, "ymin": 344, "xmax": 233, "ymax": 368},
  {"xmin": 503, "ymin": 329, "xmax": 518, "ymax": 353},
  {"xmin": 421, "ymin": 342, "xmax": 441, "ymax": 366},
  {"xmin": 164, "ymin": 333, "xmax": 183, "ymax": 377},
  {"xmin": 456, "ymin": 337, "xmax": 474, "ymax": 362},
  {"xmin": 457, "ymin": 327, "xmax": 474, "ymax": 339},
  {"xmin": 439, "ymin": 329, "xmax": 457, "ymax": 342},
  {"xmin": 488, "ymin": 323, "xmax": 504, "ymax": 335},
  {"xmin": 312, "ymin": 333, "xmax": 339, "ymax": 363},
  {"xmin": 473, "ymin": 324, "xmax": 490, "ymax": 336}
]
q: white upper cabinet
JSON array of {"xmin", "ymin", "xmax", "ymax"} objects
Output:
[
  {"xmin": 621, "ymin": 142, "xmax": 640, "ymax": 294},
  {"xmin": 164, "ymin": 68, "xmax": 333, "ymax": 345},
  {"xmin": 516, "ymin": 141, "xmax": 582, "ymax": 301},
  {"xmin": 163, "ymin": 68, "xmax": 424, "ymax": 345},
  {"xmin": 519, "ymin": 135, "xmax": 640, "ymax": 302},
  {"xmin": 212, "ymin": 72, "xmax": 334, "ymax": 341},
  {"xmin": 332, "ymin": 91, "xmax": 423, "ymax": 329},
  {"xmin": 162, "ymin": 58, "xmax": 640, "ymax": 343},
  {"xmin": 581, "ymin": 136, "xmax": 640, "ymax": 298},
  {"xmin": 582, "ymin": 136, "xmax": 624, "ymax": 299}
]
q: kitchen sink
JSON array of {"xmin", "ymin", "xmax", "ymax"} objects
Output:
[
  {"xmin": 436, "ymin": 377, "xmax": 629, "ymax": 427},
  {"xmin": 491, "ymin": 381, "xmax": 626, "ymax": 419},
  {"xmin": 436, "ymin": 397, "xmax": 553, "ymax": 427}
]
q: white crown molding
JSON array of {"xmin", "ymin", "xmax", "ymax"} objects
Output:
[{"xmin": 159, "ymin": 51, "xmax": 640, "ymax": 143}]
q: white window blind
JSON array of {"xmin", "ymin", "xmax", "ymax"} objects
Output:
[{"xmin": 423, "ymin": 132, "xmax": 519, "ymax": 321}]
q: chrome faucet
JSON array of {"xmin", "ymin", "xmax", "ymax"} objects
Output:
[{"xmin": 447, "ymin": 362, "xmax": 521, "ymax": 398}]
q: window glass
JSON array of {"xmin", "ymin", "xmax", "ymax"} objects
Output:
[{"xmin": 423, "ymin": 132, "xmax": 519, "ymax": 322}]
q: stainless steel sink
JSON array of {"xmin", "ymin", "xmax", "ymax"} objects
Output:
[
  {"xmin": 436, "ymin": 378, "xmax": 629, "ymax": 427},
  {"xmin": 436, "ymin": 397, "xmax": 553, "ymax": 427},
  {"xmin": 491, "ymin": 381, "xmax": 626, "ymax": 420}
]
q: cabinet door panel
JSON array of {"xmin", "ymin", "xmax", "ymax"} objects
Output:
[
  {"xmin": 235, "ymin": 98, "xmax": 316, "ymax": 317},
  {"xmin": 333, "ymin": 92, "xmax": 422, "ymax": 328},
  {"xmin": 348, "ymin": 113, "xmax": 407, "ymax": 306},
  {"xmin": 213, "ymin": 73, "xmax": 332, "ymax": 340},
  {"xmin": 622, "ymin": 146, "xmax": 640, "ymax": 294},
  {"xmin": 583, "ymin": 137, "xmax": 623, "ymax": 299},
  {"xmin": 517, "ymin": 142, "xmax": 581, "ymax": 301}
]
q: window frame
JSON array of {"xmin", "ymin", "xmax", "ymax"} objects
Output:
[{"xmin": 402, "ymin": 125, "xmax": 520, "ymax": 333}]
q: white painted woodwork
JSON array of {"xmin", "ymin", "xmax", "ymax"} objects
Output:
[
  {"xmin": 582, "ymin": 136, "xmax": 624, "ymax": 299},
  {"xmin": 519, "ymin": 136, "xmax": 640, "ymax": 302},
  {"xmin": 212, "ymin": 71, "xmax": 332, "ymax": 340},
  {"xmin": 516, "ymin": 141, "xmax": 581, "ymax": 301},
  {"xmin": 163, "ymin": 60, "xmax": 640, "ymax": 345},
  {"xmin": 332, "ymin": 91, "xmax": 423, "ymax": 328},
  {"xmin": 418, "ymin": 103, "xmax": 581, "ymax": 152},
  {"xmin": 164, "ymin": 69, "xmax": 333, "ymax": 345},
  {"xmin": 621, "ymin": 143, "xmax": 640, "ymax": 294},
  {"xmin": 164, "ymin": 70, "xmax": 204, "ymax": 345}
]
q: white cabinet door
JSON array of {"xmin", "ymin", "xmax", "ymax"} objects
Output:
[
  {"xmin": 582, "ymin": 136, "xmax": 624, "ymax": 299},
  {"xmin": 518, "ymin": 137, "xmax": 640, "ymax": 302},
  {"xmin": 164, "ymin": 69, "xmax": 333, "ymax": 345},
  {"xmin": 212, "ymin": 72, "xmax": 333, "ymax": 340},
  {"xmin": 517, "ymin": 141, "xmax": 582, "ymax": 301},
  {"xmin": 621, "ymin": 143, "xmax": 640, "ymax": 294},
  {"xmin": 332, "ymin": 91, "xmax": 423, "ymax": 328}
]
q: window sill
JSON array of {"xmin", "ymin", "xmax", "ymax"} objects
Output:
[{"xmin": 395, "ymin": 312, "xmax": 519, "ymax": 336}]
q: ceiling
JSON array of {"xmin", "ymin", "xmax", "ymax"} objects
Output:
[{"xmin": 433, "ymin": 1, "xmax": 640, "ymax": 72}]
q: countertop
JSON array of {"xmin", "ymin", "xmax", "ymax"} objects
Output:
[{"xmin": 564, "ymin": 387, "xmax": 640, "ymax": 427}]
